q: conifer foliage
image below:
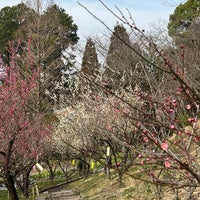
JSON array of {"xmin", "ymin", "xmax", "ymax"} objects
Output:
[
  {"xmin": 104, "ymin": 24, "xmax": 136, "ymax": 90},
  {"xmin": 78, "ymin": 37, "xmax": 100, "ymax": 96},
  {"xmin": 81, "ymin": 37, "xmax": 100, "ymax": 79}
]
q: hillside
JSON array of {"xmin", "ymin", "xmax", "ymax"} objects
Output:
[{"xmin": 66, "ymin": 171, "xmax": 200, "ymax": 200}]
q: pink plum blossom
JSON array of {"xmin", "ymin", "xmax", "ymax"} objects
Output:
[
  {"xmin": 170, "ymin": 124, "xmax": 175, "ymax": 129},
  {"xmin": 161, "ymin": 141, "xmax": 169, "ymax": 151},
  {"xmin": 164, "ymin": 160, "xmax": 171, "ymax": 168},
  {"xmin": 168, "ymin": 109, "xmax": 174, "ymax": 114},
  {"xmin": 144, "ymin": 137, "xmax": 149, "ymax": 143},
  {"xmin": 186, "ymin": 104, "xmax": 191, "ymax": 110}
]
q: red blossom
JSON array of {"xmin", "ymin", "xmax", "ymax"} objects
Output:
[
  {"xmin": 164, "ymin": 160, "xmax": 171, "ymax": 168},
  {"xmin": 172, "ymin": 102, "xmax": 178, "ymax": 108},
  {"xmin": 144, "ymin": 136, "xmax": 149, "ymax": 143},
  {"xmin": 161, "ymin": 141, "xmax": 169, "ymax": 151},
  {"xmin": 168, "ymin": 109, "xmax": 174, "ymax": 114},
  {"xmin": 188, "ymin": 117, "xmax": 196, "ymax": 122},
  {"xmin": 140, "ymin": 161, "xmax": 144, "ymax": 165},
  {"xmin": 172, "ymin": 99, "xmax": 177, "ymax": 103},
  {"xmin": 194, "ymin": 136, "xmax": 199, "ymax": 142},
  {"xmin": 142, "ymin": 129, "xmax": 148, "ymax": 134},
  {"xmin": 137, "ymin": 121, "xmax": 141, "ymax": 128}
]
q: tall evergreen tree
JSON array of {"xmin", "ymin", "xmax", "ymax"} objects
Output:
[
  {"xmin": 168, "ymin": 0, "xmax": 200, "ymax": 37},
  {"xmin": 0, "ymin": 3, "xmax": 31, "ymax": 63},
  {"xmin": 103, "ymin": 24, "xmax": 139, "ymax": 90},
  {"xmin": 78, "ymin": 37, "xmax": 100, "ymax": 96},
  {"xmin": 168, "ymin": 0, "xmax": 200, "ymax": 49},
  {"xmin": 0, "ymin": 1, "xmax": 79, "ymax": 109},
  {"xmin": 81, "ymin": 37, "xmax": 100, "ymax": 79}
]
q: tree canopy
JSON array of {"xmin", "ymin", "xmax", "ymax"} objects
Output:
[
  {"xmin": 0, "ymin": 3, "xmax": 31, "ymax": 62},
  {"xmin": 168, "ymin": 0, "xmax": 200, "ymax": 37},
  {"xmin": 103, "ymin": 24, "xmax": 141, "ymax": 90},
  {"xmin": 81, "ymin": 37, "xmax": 100, "ymax": 79},
  {"xmin": 0, "ymin": 43, "xmax": 51, "ymax": 200},
  {"xmin": 0, "ymin": 1, "xmax": 79, "ymax": 109}
]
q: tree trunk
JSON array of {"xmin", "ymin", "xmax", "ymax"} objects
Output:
[
  {"xmin": 106, "ymin": 156, "xmax": 111, "ymax": 180},
  {"xmin": 22, "ymin": 169, "xmax": 31, "ymax": 198},
  {"xmin": 45, "ymin": 159, "xmax": 55, "ymax": 181},
  {"xmin": 118, "ymin": 171, "xmax": 123, "ymax": 185},
  {"xmin": 15, "ymin": 165, "xmax": 33, "ymax": 198},
  {"xmin": 76, "ymin": 157, "xmax": 90, "ymax": 178},
  {"xmin": 4, "ymin": 174, "xmax": 19, "ymax": 200}
]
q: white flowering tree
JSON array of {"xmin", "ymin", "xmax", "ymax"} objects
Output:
[{"xmin": 55, "ymin": 2, "xmax": 200, "ymax": 198}]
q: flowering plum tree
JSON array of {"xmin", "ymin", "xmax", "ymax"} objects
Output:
[
  {"xmin": 55, "ymin": 87, "xmax": 143, "ymax": 182},
  {"xmin": 72, "ymin": 1, "xmax": 200, "ymax": 198},
  {"xmin": 0, "ymin": 42, "xmax": 52, "ymax": 200},
  {"xmin": 93, "ymin": 4, "xmax": 200, "ymax": 198}
]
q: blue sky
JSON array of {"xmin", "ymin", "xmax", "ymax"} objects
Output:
[
  {"xmin": 57, "ymin": 0, "xmax": 184, "ymax": 39},
  {"xmin": 0, "ymin": 0, "xmax": 184, "ymax": 41}
]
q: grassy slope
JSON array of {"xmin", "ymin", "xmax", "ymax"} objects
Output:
[
  {"xmin": 66, "ymin": 171, "xmax": 200, "ymax": 200},
  {"xmin": 1, "ymin": 169, "xmax": 199, "ymax": 199},
  {"xmin": 67, "ymin": 171, "xmax": 159, "ymax": 200}
]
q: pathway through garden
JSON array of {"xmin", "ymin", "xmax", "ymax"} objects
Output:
[
  {"xmin": 36, "ymin": 189, "xmax": 82, "ymax": 200},
  {"xmin": 36, "ymin": 177, "xmax": 83, "ymax": 200}
]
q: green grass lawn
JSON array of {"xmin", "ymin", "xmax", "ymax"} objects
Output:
[
  {"xmin": 0, "ymin": 170, "xmax": 77, "ymax": 200},
  {"xmin": 0, "ymin": 190, "xmax": 8, "ymax": 200}
]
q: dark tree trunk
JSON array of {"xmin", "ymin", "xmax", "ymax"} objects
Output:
[
  {"xmin": 58, "ymin": 161, "xmax": 75, "ymax": 179},
  {"xmin": 45, "ymin": 159, "xmax": 55, "ymax": 181},
  {"xmin": 4, "ymin": 174, "xmax": 19, "ymax": 200},
  {"xmin": 22, "ymin": 169, "xmax": 30, "ymax": 198},
  {"xmin": 15, "ymin": 165, "xmax": 33, "ymax": 198},
  {"xmin": 118, "ymin": 171, "xmax": 123, "ymax": 185},
  {"xmin": 77, "ymin": 157, "xmax": 90, "ymax": 178}
]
